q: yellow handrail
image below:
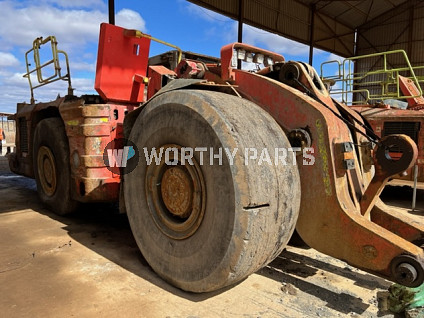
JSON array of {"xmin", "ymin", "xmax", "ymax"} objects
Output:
[
  {"xmin": 23, "ymin": 36, "xmax": 73, "ymax": 104},
  {"xmin": 320, "ymin": 50, "xmax": 423, "ymax": 105}
]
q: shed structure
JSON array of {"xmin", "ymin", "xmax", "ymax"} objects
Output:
[{"xmin": 188, "ymin": 0, "xmax": 424, "ymax": 97}]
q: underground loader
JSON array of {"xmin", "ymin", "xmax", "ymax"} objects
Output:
[{"xmin": 8, "ymin": 23, "xmax": 424, "ymax": 293}]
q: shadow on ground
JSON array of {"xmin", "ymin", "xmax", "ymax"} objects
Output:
[
  {"xmin": 0, "ymin": 171, "xmax": 237, "ymax": 302},
  {"xmin": 2, "ymin": 170, "xmax": 415, "ymax": 315},
  {"xmin": 381, "ymin": 186, "xmax": 424, "ymax": 216},
  {"xmin": 259, "ymin": 249, "xmax": 394, "ymax": 316}
]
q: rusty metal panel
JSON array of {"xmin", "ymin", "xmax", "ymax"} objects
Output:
[
  {"xmin": 353, "ymin": 107, "xmax": 424, "ymax": 182},
  {"xmin": 217, "ymin": 43, "xmax": 424, "ymax": 285},
  {"xmin": 59, "ymin": 99, "xmax": 134, "ymax": 203}
]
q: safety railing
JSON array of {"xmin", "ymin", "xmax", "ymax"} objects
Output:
[
  {"xmin": 320, "ymin": 50, "xmax": 423, "ymax": 105},
  {"xmin": 23, "ymin": 36, "xmax": 73, "ymax": 104}
]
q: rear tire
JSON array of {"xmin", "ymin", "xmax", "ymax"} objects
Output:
[
  {"xmin": 125, "ymin": 90, "xmax": 301, "ymax": 292},
  {"xmin": 33, "ymin": 118, "xmax": 78, "ymax": 215}
]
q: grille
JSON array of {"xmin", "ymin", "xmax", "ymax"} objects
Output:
[
  {"xmin": 382, "ymin": 121, "xmax": 421, "ymax": 153},
  {"xmin": 19, "ymin": 118, "xmax": 28, "ymax": 153},
  {"xmin": 383, "ymin": 122, "xmax": 421, "ymax": 142}
]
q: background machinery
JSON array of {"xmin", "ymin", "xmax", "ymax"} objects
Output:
[{"xmin": 321, "ymin": 50, "xmax": 424, "ymax": 188}]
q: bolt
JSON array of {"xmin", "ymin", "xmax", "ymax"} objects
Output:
[{"xmin": 395, "ymin": 262, "xmax": 418, "ymax": 285}]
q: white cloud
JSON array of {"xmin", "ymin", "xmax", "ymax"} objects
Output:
[
  {"xmin": 6, "ymin": 72, "xmax": 27, "ymax": 86},
  {"xmin": 0, "ymin": 52, "xmax": 19, "ymax": 67},
  {"xmin": 221, "ymin": 22, "xmax": 319, "ymax": 59},
  {"xmin": 0, "ymin": 2, "xmax": 146, "ymax": 51},
  {"xmin": 184, "ymin": 2, "xmax": 230, "ymax": 23},
  {"xmin": 328, "ymin": 53, "xmax": 345, "ymax": 64},
  {"xmin": 0, "ymin": 70, "xmax": 13, "ymax": 77},
  {"xmin": 0, "ymin": 72, "xmax": 96, "ymax": 113},
  {"xmin": 116, "ymin": 9, "xmax": 147, "ymax": 31},
  {"xmin": 0, "ymin": 2, "xmax": 104, "ymax": 49},
  {"xmin": 71, "ymin": 61, "xmax": 97, "ymax": 72},
  {"xmin": 41, "ymin": 0, "xmax": 106, "ymax": 9},
  {"xmin": 3, "ymin": 71, "xmax": 94, "ymax": 95},
  {"xmin": 72, "ymin": 77, "xmax": 96, "ymax": 93},
  {"xmin": 0, "ymin": 1, "xmax": 146, "ymax": 113},
  {"xmin": 242, "ymin": 24, "xmax": 310, "ymax": 57},
  {"xmin": 181, "ymin": 0, "xmax": 329, "ymax": 63},
  {"xmin": 181, "ymin": 2, "xmax": 321, "ymax": 61}
]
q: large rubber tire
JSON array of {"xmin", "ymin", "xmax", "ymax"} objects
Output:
[
  {"xmin": 33, "ymin": 118, "xmax": 78, "ymax": 215},
  {"xmin": 125, "ymin": 90, "xmax": 301, "ymax": 292}
]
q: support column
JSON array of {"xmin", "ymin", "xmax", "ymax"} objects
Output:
[
  {"xmin": 109, "ymin": 0, "xmax": 115, "ymax": 25},
  {"xmin": 238, "ymin": 0, "xmax": 244, "ymax": 69},
  {"xmin": 408, "ymin": 5, "xmax": 414, "ymax": 59},
  {"xmin": 309, "ymin": 4, "xmax": 315, "ymax": 65},
  {"xmin": 238, "ymin": 0, "xmax": 244, "ymax": 43}
]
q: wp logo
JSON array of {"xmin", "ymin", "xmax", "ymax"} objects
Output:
[
  {"xmin": 107, "ymin": 146, "xmax": 136, "ymax": 167},
  {"xmin": 103, "ymin": 138, "xmax": 139, "ymax": 175}
]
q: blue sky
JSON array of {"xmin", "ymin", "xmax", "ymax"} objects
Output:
[{"xmin": 0, "ymin": 0, "xmax": 341, "ymax": 114}]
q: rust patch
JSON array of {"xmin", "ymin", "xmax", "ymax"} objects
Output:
[{"xmin": 316, "ymin": 119, "xmax": 332, "ymax": 196}]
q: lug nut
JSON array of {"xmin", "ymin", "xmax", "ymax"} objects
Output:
[{"xmin": 395, "ymin": 262, "xmax": 418, "ymax": 285}]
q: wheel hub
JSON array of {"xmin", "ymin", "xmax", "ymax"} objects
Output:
[
  {"xmin": 161, "ymin": 167, "xmax": 193, "ymax": 218},
  {"xmin": 43, "ymin": 157, "xmax": 53, "ymax": 184},
  {"xmin": 145, "ymin": 144, "xmax": 205, "ymax": 240},
  {"xmin": 391, "ymin": 254, "xmax": 424, "ymax": 287},
  {"xmin": 37, "ymin": 146, "xmax": 57, "ymax": 196}
]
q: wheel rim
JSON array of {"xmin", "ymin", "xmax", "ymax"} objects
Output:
[
  {"xmin": 37, "ymin": 146, "xmax": 57, "ymax": 196},
  {"xmin": 145, "ymin": 144, "xmax": 206, "ymax": 240}
]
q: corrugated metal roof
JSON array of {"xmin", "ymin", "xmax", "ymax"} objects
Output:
[
  {"xmin": 187, "ymin": 0, "xmax": 416, "ymax": 58},
  {"xmin": 299, "ymin": 0, "xmax": 406, "ymax": 28}
]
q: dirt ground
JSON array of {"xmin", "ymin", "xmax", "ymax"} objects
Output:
[{"xmin": 1, "ymin": 155, "xmax": 422, "ymax": 317}]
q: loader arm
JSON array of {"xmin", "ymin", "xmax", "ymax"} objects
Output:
[{"xmin": 221, "ymin": 43, "xmax": 424, "ymax": 287}]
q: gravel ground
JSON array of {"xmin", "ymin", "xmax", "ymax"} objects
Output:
[{"xmin": 0, "ymin": 153, "xmax": 417, "ymax": 317}]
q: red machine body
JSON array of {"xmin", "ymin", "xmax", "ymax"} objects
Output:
[{"xmin": 95, "ymin": 23, "xmax": 151, "ymax": 103}]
